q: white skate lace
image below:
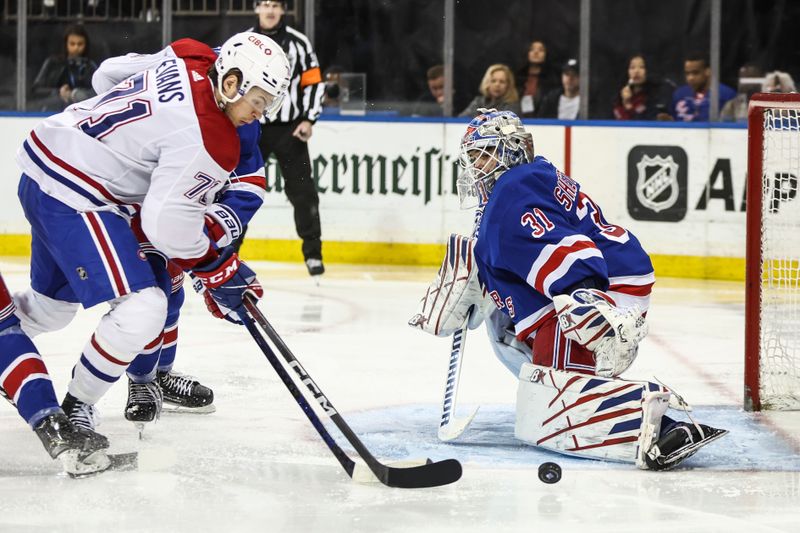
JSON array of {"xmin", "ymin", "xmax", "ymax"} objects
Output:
[
  {"xmin": 68, "ymin": 401, "xmax": 100, "ymax": 432},
  {"xmin": 161, "ymin": 372, "xmax": 196, "ymax": 397},
  {"xmin": 129, "ymin": 381, "xmax": 163, "ymax": 404}
]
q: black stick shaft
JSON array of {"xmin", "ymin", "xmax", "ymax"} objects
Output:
[
  {"xmin": 243, "ymin": 295, "xmax": 462, "ymax": 488},
  {"xmin": 242, "ymin": 314, "xmax": 355, "ymax": 476},
  {"xmin": 244, "ymin": 296, "xmax": 392, "ymax": 482}
]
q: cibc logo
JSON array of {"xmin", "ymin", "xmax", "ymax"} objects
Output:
[
  {"xmin": 627, "ymin": 145, "xmax": 688, "ymax": 222},
  {"xmin": 248, "ymin": 35, "xmax": 274, "ymax": 55}
]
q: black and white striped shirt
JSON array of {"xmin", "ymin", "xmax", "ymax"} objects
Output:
[{"xmin": 249, "ymin": 22, "xmax": 325, "ymax": 124}]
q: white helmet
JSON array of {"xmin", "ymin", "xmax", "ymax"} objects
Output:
[
  {"xmin": 457, "ymin": 108, "xmax": 534, "ymax": 208},
  {"xmin": 215, "ymin": 31, "xmax": 290, "ymax": 120}
]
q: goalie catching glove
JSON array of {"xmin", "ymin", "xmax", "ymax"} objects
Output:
[
  {"xmin": 192, "ymin": 246, "xmax": 263, "ymax": 323},
  {"xmin": 552, "ymin": 288, "xmax": 648, "ymax": 377},
  {"xmin": 408, "ymin": 233, "xmax": 495, "ymax": 336}
]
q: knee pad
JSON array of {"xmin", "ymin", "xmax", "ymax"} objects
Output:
[
  {"xmin": 13, "ymin": 289, "xmax": 79, "ymax": 337},
  {"xmin": 96, "ymin": 286, "xmax": 168, "ymax": 355}
]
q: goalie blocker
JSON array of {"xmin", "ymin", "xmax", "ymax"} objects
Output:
[{"xmin": 516, "ymin": 363, "xmax": 728, "ymax": 470}]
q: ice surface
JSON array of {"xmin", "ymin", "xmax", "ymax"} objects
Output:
[{"xmin": 0, "ymin": 260, "xmax": 798, "ymax": 532}]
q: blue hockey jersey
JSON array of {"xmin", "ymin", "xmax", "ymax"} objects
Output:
[
  {"xmin": 219, "ymin": 120, "xmax": 266, "ymax": 228},
  {"xmin": 473, "ymin": 156, "xmax": 654, "ymax": 343}
]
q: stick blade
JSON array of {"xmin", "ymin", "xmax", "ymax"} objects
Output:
[
  {"xmin": 352, "ymin": 459, "xmax": 428, "ymax": 483},
  {"xmin": 438, "ymin": 406, "xmax": 480, "ymax": 442},
  {"xmin": 384, "ymin": 458, "xmax": 462, "ymax": 489}
]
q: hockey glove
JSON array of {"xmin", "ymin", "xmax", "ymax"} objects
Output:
[
  {"xmin": 190, "ymin": 275, "xmax": 241, "ymax": 324},
  {"xmin": 408, "ymin": 233, "xmax": 495, "ymax": 337},
  {"xmin": 204, "ymin": 203, "xmax": 243, "ymax": 249},
  {"xmin": 192, "ymin": 247, "xmax": 263, "ymax": 323},
  {"xmin": 552, "ymin": 288, "xmax": 648, "ymax": 377}
]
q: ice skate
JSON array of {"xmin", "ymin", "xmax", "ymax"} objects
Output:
[
  {"xmin": 125, "ymin": 379, "xmax": 163, "ymax": 439},
  {"xmin": 645, "ymin": 422, "xmax": 728, "ymax": 471},
  {"xmin": 34, "ymin": 411, "xmax": 111, "ymax": 477},
  {"xmin": 61, "ymin": 393, "xmax": 105, "ymax": 437},
  {"xmin": 305, "ymin": 258, "xmax": 325, "ymax": 285},
  {"xmin": 159, "ymin": 370, "xmax": 216, "ymax": 414}
]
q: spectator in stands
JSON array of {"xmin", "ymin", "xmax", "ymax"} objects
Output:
[
  {"xmin": 459, "ymin": 64, "xmax": 520, "ymax": 117},
  {"xmin": 515, "ymin": 40, "xmax": 559, "ymax": 118},
  {"xmin": 720, "ymin": 64, "xmax": 764, "ymax": 122},
  {"xmin": 538, "ymin": 59, "xmax": 581, "ymax": 120},
  {"xmin": 671, "ymin": 52, "xmax": 736, "ymax": 122},
  {"xmin": 412, "ymin": 64, "xmax": 445, "ymax": 117},
  {"xmin": 31, "ymin": 24, "xmax": 98, "ymax": 112},
  {"xmin": 762, "ymin": 70, "xmax": 797, "ymax": 93},
  {"xmin": 612, "ymin": 54, "xmax": 673, "ymax": 121}
]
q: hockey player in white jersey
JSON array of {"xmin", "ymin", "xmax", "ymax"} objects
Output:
[
  {"xmin": 13, "ymin": 32, "xmax": 291, "ymax": 442},
  {"xmin": 410, "ymin": 109, "xmax": 727, "ymax": 470}
]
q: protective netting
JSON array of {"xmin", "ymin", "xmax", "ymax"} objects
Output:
[{"xmin": 759, "ymin": 106, "xmax": 800, "ymax": 410}]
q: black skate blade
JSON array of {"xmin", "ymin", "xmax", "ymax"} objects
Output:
[{"xmin": 67, "ymin": 452, "xmax": 138, "ymax": 478}]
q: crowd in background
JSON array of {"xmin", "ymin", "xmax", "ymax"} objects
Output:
[
  {"xmin": 409, "ymin": 39, "xmax": 796, "ymax": 122},
  {"xmin": 26, "ymin": 25, "xmax": 797, "ymax": 123},
  {"xmin": 8, "ymin": 6, "xmax": 799, "ymax": 123}
]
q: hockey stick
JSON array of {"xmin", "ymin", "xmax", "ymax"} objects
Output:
[
  {"xmin": 242, "ymin": 295, "xmax": 462, "ymax": 489},
  {"xmin": 438, "ymin": 320, "xmax": 480, "ymax": 442},
  {"xmin": 438, "ymin": 208, "xmax": 485, "ymax": 441}
]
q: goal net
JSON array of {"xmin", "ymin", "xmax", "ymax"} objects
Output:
[{"xmin": 745, "ymin": 93, "xmax": 800, "ymax": 411}]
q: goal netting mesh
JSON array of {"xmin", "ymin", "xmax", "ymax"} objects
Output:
[{"xmin": 754, "ymin": 104, "xmax": 800, "ymax": 410}]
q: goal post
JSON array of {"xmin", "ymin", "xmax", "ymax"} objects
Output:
[{"xmin": 745, "ymin": 92, "xmax": 800, "ymax": 411}]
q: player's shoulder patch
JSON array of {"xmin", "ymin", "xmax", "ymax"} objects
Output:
[
  {"xmin": 173, "ymin": 42, "xmax": 239, "ymax": 172},
  {"xmin": 170, "ymin": 39, "xmax": 216, "ymax": 63}
]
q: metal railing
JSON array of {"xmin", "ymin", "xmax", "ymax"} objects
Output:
[{"xmin": 2, "ymin": 1, "xmax": 288, "ymax": 20}]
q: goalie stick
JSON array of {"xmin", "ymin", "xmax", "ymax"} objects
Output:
[
  {"xmin": 438, "ymin": 207, "xmax": 485, "ymax": 442},
  {"xmin": 438, "ymin": 320, "xmax": 479, "ymax": 441},
  {"xmin": 242, "ymin": 295, "xmax": 462, "ymax": 489}
]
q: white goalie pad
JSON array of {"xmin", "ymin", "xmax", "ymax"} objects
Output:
[
  {"xmin": 408, "ymin": 234, "xmax": 495, "ymax": 337},
  {"xmin": 515, "ymin": 363, "xmax": 670, "ymax": 465}
]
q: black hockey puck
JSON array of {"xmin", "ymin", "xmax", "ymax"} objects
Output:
[{"xmin": 538, "ymin": 462, "xmax": 562, "ymax": 484}]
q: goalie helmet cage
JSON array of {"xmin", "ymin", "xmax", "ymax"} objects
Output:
[{"xmin": 745, "ymin": 92, "xmax": 800, "ymax": 411}]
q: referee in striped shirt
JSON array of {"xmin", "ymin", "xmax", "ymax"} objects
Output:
[{"xmin": 251, "ymin": 0, "xmax": 326, "ymax": 277}]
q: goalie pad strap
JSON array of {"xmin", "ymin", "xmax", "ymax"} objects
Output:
[{"xmin": 515, "ymin": 363, "xmax": 669, "ymax": 464}]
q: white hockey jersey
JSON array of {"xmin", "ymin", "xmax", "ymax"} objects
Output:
[{"xmin": 16, "ymin": 39, "xmax": 240, "ymax": 269}]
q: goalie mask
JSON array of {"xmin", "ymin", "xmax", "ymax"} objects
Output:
[
  {"xmin": 215, "ymin": 31, "xmax": 290, "ymax": 120},
  {"xmin": 457, "ymin": 108, "xmax": 534, "ymax": 208}
]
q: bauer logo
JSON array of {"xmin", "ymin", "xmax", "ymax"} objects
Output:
[{"xmin": 627, "ymin": 145, "xmax": 688, "ymax": 222}]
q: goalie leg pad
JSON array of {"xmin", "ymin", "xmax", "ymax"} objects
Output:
[{"xmin": 515, "ymin": 363, "xmax": 670, "ymax": 464}]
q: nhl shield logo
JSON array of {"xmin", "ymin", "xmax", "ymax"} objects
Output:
[
  {"xmin": 635, "ymin": 155, "xmax": 680, "ymax": 213},
  {"xmin": 627, "ymin": 145, "xmax": 688, "ymax": 222}
]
